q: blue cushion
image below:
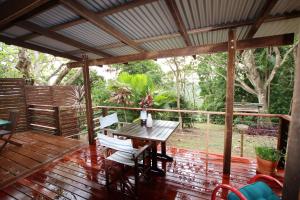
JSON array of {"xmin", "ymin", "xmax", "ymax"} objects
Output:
[{"xmin": 227, "ymin": 181, "xmax": 281, "ymax": 200}]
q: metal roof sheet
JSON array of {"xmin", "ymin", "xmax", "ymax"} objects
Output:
[
  {"xmin": 2, "ymin": 26, "xmax": 32, "ymax": 38},
  {"xmin": 103, "ymin": 46, "xmax": 139, "ymax": 56},
  {"xmin": 270, "ymin": 0, "xmax": 300, "ymax": 16},
  {"xmin": 28, "ymin": 5, "xmax": 79, "ymax": 28},
  {"xmin": 76, "ymin": 0, "xmax": 131, "ymax": 12},
  {"xmin": 58, "ymin": 22, "xmax": 120, "ymax": 47},
  {"xmin": 28, "ymin": 36, "xmax": 78, "ymax": 52},
  {"xmin": 141, "ymin": 37, "xmax": 185, "ymax": 51},
  {"xmin": 104, "ymin": 0, "xmax": 178, "ymax": 40},
  {"xmin": 176, "ymin": 0, "xmax": 266, "ymax": 30},
  {"xmin": 255, "ymin": 18, "xmax": 300, "ymax": 38}
]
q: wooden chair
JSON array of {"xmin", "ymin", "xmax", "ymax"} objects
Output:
[
  {"xmin": 211, "ymin": 174, "xmax": 283, "ymax": 200},
  {"xmin": 0, "ymin": 110, "xmax": 21, "ymax": 152},
  {"xmin": 96, "ymin": 113, "xmax": 151, "ymax": 197}
]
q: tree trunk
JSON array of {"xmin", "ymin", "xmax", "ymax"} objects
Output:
[
  {"xmin": 257, "ymin": 89, "xmax": 268, "ymax": 113},
  {"xmin": 15, "ymin": 48, "xmax": 32, "ymax": 83}
]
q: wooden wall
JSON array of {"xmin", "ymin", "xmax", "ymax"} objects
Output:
[
  {"xmin": 25, "ymin": 85, "xmax": 77, "ymax": 106},
  {"xmin": 0, "ymin": 78, "xmax": 28, "ymax": 132}
]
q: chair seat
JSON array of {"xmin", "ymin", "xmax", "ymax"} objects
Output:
[
  {"xmin": 107, "ymin": 150, "xmax": 141, "ymax": 167},
  {"xmin": 227, "ymin": 181, "xmax": 281, "ymax": 200},
  {"xmin": 0, "ymin": 130, "xmax": 11, "ymax": 136}
]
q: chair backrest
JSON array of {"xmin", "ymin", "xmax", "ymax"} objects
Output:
[
  {"xmin": 97, "ymin": 134, "xmax": 134, "ymax": 153},
  {"xmin": 99, "ymin": 113, "xmax": 119, "ymax": 129},
  {"xmin": 8, "ymin": 110, "xmax": 19, "ymax": 133}
]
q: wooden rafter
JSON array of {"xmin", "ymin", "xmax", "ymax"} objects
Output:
[
  {"xmin": 64, "ymin": 11, "xmax": 300, "ymax": 55},
  {"xmin": 60, "ymin": 0, "xmax": 145, "ymax": 52},
  {"xmin": 67, "ymin": 33, "xmax": 294, "ymax": 68},
  {"xmin": 0, "ymin": 0, "xmax": 57, "ymax": 31},
  {"xmin": 17, "ymin": 0, "xmax": 157, "ymax": 41},
  {"xmin": 0, "ymin": 35, "xmax": 80, "ymax": 61},
  {"xmin": 17, "ymin": 21, "xmax": 111, "ymax": 58},
  {"xmin": 165, "ymin": 0, "xmax": 192, "ymax": 46},
  {"xmin": 246, "ymin": 0, "xmax": 279, "ymax": 38}
]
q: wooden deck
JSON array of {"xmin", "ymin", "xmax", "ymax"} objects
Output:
[
  {"xmin": 0, "ymin": 131, "xmax": 85, "ymax": 189},
  {"xmin": 0, "ymin": 138, "xmax": 269, "ymax": 200}
]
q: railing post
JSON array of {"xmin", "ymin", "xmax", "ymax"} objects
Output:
[
  {"xmin": 54, "ymin": 106, "xmax": 62, "ymax": 136},
  {"xmin": 27, "ymin": 105, "xmax": 33, "ymax": 130},
  {"xmin": 277, "ymin": 117, "xmax": 289, "ymax": 168},
  {"xmin": 102, "ymin": 107, "xmax": 108, "ymax": 135}
]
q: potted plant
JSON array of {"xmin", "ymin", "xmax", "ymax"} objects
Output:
[
  {"xmin": 139, "ymin": 93, "xmax": 153, "ymax": 126},
  {"xmin": 255, "ymin": 145, "xmax": 282, "ymax": 175}
]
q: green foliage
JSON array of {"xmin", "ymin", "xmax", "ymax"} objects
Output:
[
  {"xmin": 255, "ymin": 146, "xmax": 282, "ymax": 162},
  {"xmin": 113, "ymin": 60, "xmax": 163, "ymax": 84}
]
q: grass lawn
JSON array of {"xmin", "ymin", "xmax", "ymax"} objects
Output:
[{"xmin": 167, "ymin": 123, "xmax": 277, "ymax": 158}]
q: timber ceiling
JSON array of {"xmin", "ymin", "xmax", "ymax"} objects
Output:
[{"xmin": 0, "ymin": 0, "xmax": 299, "ymax": 63}]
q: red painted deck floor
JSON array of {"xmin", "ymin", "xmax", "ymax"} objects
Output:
[{"xmin": 0, "ymin": 140, "xmax": 261, "ymax": 200}]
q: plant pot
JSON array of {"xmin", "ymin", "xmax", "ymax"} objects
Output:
[{"xmin": 256, "ymin": 156, "xmax": 278, "ymax": 175}]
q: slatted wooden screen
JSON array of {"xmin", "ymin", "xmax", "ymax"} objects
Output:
[
  {"xmin": 59, "ymin": 106, "xmax": 85, "ymax": 137},
  {"xmin": 25, "ymin": 86, "xmax": 76, "ymax": 106},
  {"xmin": 0, "ymin": 78, "xmax": 28, "ymax": 131}
]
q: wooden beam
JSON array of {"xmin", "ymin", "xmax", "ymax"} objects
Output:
[
  {"xmin": 223, "ymin": 29, "xmax": 236, "ymax": 175},
  {"xmin": 165, "ymin": 0, "xmax": 192, "ymax": 46},
  {"xmin": 18, "ymin": 0, "xmax": 157, "ymax": 41},
  {"xmin": 282, "ymin": 42, "xmax": 300, "ymax": 200},
  {"xmin": 246, "ymin": 0, "xmax": 279, "ymax": 38},
  {"xmin": 17, "ymin": 21, "xmax": 111, "ymax": 57},
  {"xmin": 0, "ymin": 0, "xmax": 50, "ymax": 30},
  {"xmin": 82, "ymin": 55, "xmax": 94, "ymax": 145},
  {"xmin": 0, "ymin": 35, "xmax": 80, "ymax": 61},
  {"xmin": 67, "ymin": 33, "xmax": 294, "ymax": 68},
  {"xmin": 60, "ymin": 0, "xmax": 145, "ymax": 52}
]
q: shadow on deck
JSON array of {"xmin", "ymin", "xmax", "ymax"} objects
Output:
[
  {"xmin": 0, "ymin": 131, "xmax": 85, "ymax": 189},
  {"xmin": 0, "ymin": 138, "xmax": 263, "ymax": 200}
]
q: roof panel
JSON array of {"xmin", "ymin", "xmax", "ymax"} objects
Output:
[
  {"xmin": 2, "ymin": 26, "xmax": 32, "ymax": 38},
  {"xmin": 103, "ymin": 46, "xmax": 139, "ymax": 56},
  {"xmin": 104, "ymin": 0, "xmax": 178, "ymax": 40},
  {"xmin": 189, "ymin": 26, "xmax": 250, "ymax": 46},
  {"xmin": 28, "ymin": 36, "xmax": 78, "ymax": 52},
  {"xmin": 28, "ymin": 5, "xmax": 80, "ymax": 28},
  {"xmin": 254, "ymin": 18, "xmax": 300, "ymax": 38},
  {"xmin": 270, "ymin": 0, "xmax": 300, "ymax": 16},
  {"xmin": 58, "ymin": 22, "xmax": 120, "ymax": 47},
  {"xmin": 141, "ymin": 37, "xmax": 185, "ymax": 51},
  {"xmin": 76, "ymin": 0, "xmax": 131, "ymax": 12},
  {"xmin": 176, "ymin": 0, "xmax": 267, "ymax": 30}
]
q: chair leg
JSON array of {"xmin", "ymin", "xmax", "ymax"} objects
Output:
[
  {"xmin": 104, "ymin": 160, "xmax": 110, "ymax": 190},
  {"xmin": 134, "ymin": 161, "xmax": 139, "ymax": 196}
]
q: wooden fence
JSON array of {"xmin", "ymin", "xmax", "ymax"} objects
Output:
[{"xmin": 0, "ymin": 79, "xmax": 28, "ymax": 132}]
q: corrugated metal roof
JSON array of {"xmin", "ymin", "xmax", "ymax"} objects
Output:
[
  {"xmin": 58, "ymin": 22, "xmax": 120, "ymax": 47},
  {"xmin": 28, "ymin": 5, "xmax": 79, "ymax": 28},
  {"xmin": 76, "ymin": 0, "xmax": 132, "ymax": 12},
  {"xmin": 2, "ymin": 26, "xmax": 32, "ymax": 38},
  {"xmin": 104, "ymin": 0, "xmax": 178, "ymax": 40},
  {"xmin": 270, "ymin": 0, "xmax": 300, "ymax": 16},
  {"xmin": 28, "ymin": 36, "xmax": 78, "ymax": 52},
  {"xmin": 103, "ymin": 46, "xmax": 139, "ymax": 56},
  {"xmin": 176, "ymin": 0, "xmax": 267, "ymax": 30},
  {"xmin": 141, "ymin": 37, "xmax": 185, "ymax": 51},
  {"xmin": 189, "ymin": 26, "xmax": 251, "ymax": 46},
  {"xmin": 255, "ymin": 18, "xmax": 300, "ymax": 38}
]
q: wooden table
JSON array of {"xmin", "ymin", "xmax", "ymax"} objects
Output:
[{"xmin": 114, "ymin": 120, "xmax": 179, "ymax": 176}]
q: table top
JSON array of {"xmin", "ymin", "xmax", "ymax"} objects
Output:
[
  {"xmin": 0, "ymin": 119, "xmax": 10, "ymax": 127},
  {"xmin": 114, "ymin": 120, "xmax": 180, "ymax": 142}
]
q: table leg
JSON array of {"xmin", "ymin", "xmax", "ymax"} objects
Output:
[
  {"xmin": 157, "ymin": 141, "xmax": 173, "ymax": 162},
  {"xmin": 150, "ymin": 141, "xmax": 165, "ymax": 176}
]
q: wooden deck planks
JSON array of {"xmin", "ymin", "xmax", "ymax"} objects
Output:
[
  {"xmin": 0, "ymin": 140, "xmax": 265, "ymax": 200},
  {"xmin": 0, "ymin": 131, "xmax": 85, "ymax": 189}
]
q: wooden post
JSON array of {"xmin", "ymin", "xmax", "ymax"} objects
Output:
[
  {"xmin": 53, "ymin": 106, "xmax": 61, "ymax": 136},
  {"xmin": 102, "ymin": 107, "xmax": 108, "ymax": 135},
  {"xmin": 277, "ymin": 117, "xmax": 289, "ymax": 169},
  {"xmin": 82, "ymin": 55, "xmax": 94, "ymax": 145},
  {"xmin": 223, "ymin": 29, "xmax": 236, "ymax": 175},
  {"xmin": 282, "ymin": 43, "xmax": 300, "ymax": 200}
]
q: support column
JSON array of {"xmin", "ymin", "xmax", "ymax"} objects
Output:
[
  {"xmin": 223, "ymin": 29, "xmax": 236, "ymax": 175},
  {"xmin": 282, "ymin": 42, "xmax": 300, "ymax": 200},
  {"xmin": 82, "ymin": 55, "xmax": 94, "ymax": 145}
]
